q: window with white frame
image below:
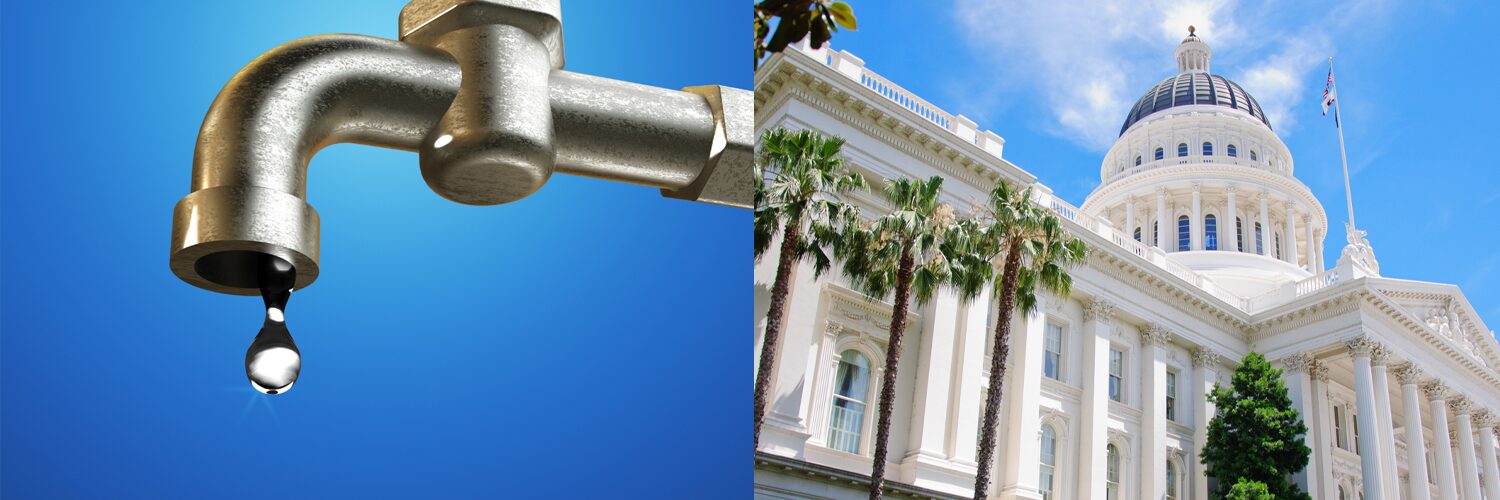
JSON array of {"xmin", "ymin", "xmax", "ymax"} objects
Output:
[
  {"xmin": 1106, "ymin": 444, "xmax": 1120, "ymax": 500},
  {"xmin": 1255, "ymin": 222, "xmax": 1264, "ymax": 254},
  {"xmin": 1109, "ymin": 348, "xmax": 1124, "ymax": 402},
  {"xmin": 1134, "ymin": 227, "xmax": 1142, "ymax": 242},
  {"xmin": 1165, "ymin": 459, "xmax": 1179, "ymax": 500},
  {"xmin": 1178, "ymin": 143, "xmax": 1188, "ymax": 157},
  {"xmin": 1166, "ymin": 371, "xmax": 1178, "ymax": 421},
  {"xmin": 1039, "ymin": 424, "xmax": 1057, "ymax": 500},
  {"xmin": 828, "ymin": 350, "xmax": 870, "ymax": 454},
  {"xmin": 1204, "ymin": 214, "xmax": 1218, "ymax": 251},
  {"xmin": 1154, "ymin": 147, "xmax": 1164, "ymax": 161},
  {"xmin": 1177, "ymin": 215, "xmax": 1190, "ymax": 251},
  {"xmin": 1236, "ymin": 217, "xmax": 1245, "ymax": 252},
  {"xmin": 1228, "ymin": 144, "xmax": 1238, "ymax": 157},
  {"xmin": 1334, "ymin": 404, "xmax": 1347, "ymax": 449},
  {"xmin": 1203, "ymin": 141, "xmax": 1214, "ymax": 156},
  {"xmin": 1043, "ymin": 323, "xmax": 1063, "ymax": 381}
]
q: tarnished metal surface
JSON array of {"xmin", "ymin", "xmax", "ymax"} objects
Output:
[
  {"xmin": 172, "ymin": 1, "xmax": 750, "ymax": 296},
  {"xmin": 399, "ymin": 0, "xmax": 564, "ymax": 68},
  {"xmin": 420, "ymin": 24, "xmax": 555, "ymax": 205},
  {"xmin": 663, "ymin": 85, "xmax": 755, "ymax": 209}
]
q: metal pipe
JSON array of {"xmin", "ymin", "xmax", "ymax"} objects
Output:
[{"xmin": 171, "ymin": 1, "xmax": 750, "ymax": 297}]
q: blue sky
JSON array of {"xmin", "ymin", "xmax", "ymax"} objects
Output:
[{"xmin": 817, "ymin": 0, "xmax": 1500, "ymax": 332}]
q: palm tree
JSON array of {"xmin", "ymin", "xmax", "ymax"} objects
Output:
[
  {"xmin": 834, "ymin": 176, "xmax": 956, "ymax": 500},
  {"xmin": 950, "ymin": 181, "xmax": 1087, "ymax": 500},
  {"xmin": 754, "ymin": 128, "xmax": 867, "ymax": 450}
]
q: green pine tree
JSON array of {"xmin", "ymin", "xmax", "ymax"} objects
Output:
[{"xmin": 1201, "ymin": 352, "xmax": 1312, "ymax": 499}]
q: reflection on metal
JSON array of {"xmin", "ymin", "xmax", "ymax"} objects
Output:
[{"xmin": 170, "ymin": 0, "xmax": 751, "ymax": 298}]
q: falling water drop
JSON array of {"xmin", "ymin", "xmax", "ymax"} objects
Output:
[{"xmin": 246, "ymin": 255, "xmax": 300, "ymax": 395}]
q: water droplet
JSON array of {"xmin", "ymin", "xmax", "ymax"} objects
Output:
[{"xmin": 247, "ymin": 254, "xmax": 300, "ymax": 395}]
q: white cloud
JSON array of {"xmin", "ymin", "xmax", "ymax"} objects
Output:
[{"xmin": 951, "ymin": 0, "xmax": 1391, "ymax": 151}]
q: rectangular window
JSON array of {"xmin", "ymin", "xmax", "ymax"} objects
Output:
[
  {"xmin": 1333, "ymin": 405, "xmax": 1346, "ymax": 450},
  {"xmin": 1043, "ymin": 323, "xmax": 1063, "ymax": 380},
  {"xmin": 1166, "ymin": 371, "xmax": 1178, "ymax": 421},
  {"xmin": 1353, "ymin": 412, "xmax": 1361, "ymax": 455},
  {"xmin": 1109, "ymin": 349, "xmax": 1124, "ymax": 402}
]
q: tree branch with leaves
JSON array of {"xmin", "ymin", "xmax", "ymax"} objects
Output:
[{"xmin": 755, "ymin": 0, "xmax": 856, "ymax": 69}]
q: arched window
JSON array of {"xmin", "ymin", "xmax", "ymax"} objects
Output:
[
  {"xmin": 1275, "ymin": 233, "xmax": 1283, "ymax": 260},
  {"xmin": 1202, "ymin": 141, "xmax": 1214, "ymax": 156},
  {"xmin": 1039, "ymin": 425, "xmax": 1057, "ymax": 500},
  {"xmin": 1165, "ymin": 459, "xmax": 1179, "ymax": 500},
  {"xmin": 1134, "ymin": 227, "xmax": 1142, "ymax": 242},
  {"xmin": 1106, "ymin": 444, "xmax": 1120, "ymax": 500},
  {"xmin": 1154, "ymin": 147, "xmax": 1164, "ymax": 161},
  {"xmin": 1338, "ymin": 485, "xmax": 1346, "ymax": 500},
  {"xmin": 828, "ymin": 350, "xmax": 870, "ymax": 454},
  {"xmin": 1254, "ymin": 222, "xmax": 1264, "ymax": 255},
  {"xmin": 1250, "ymin": 150, "xmax": 1258, "ymax": 162},
  {"xmin": 1235, "ymin": 217, "xmax": 1245, "ymax": 252},
  {"xmin": 1204, "ymin": 214, "xmax": 1218, "ymax": 251},
  {"xmin": 1177, "ymin": 215, "xmax": 1190, "ymax": 251},
  {"xmin": 1135, "ymin": 155, "xmax": 1142, "ymax": 166},
  {"xmin": 1227, "ymin": 144, "xmax": 1238, "ymax": 157},
  {"xmin": 1177, "ymin": 143, "xmax": 1188, "ymax": 157}
]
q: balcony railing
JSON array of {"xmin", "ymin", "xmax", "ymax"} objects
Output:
[{"xmin": 827, "ymin": 402, "xmax": 865, "ymax": 455}]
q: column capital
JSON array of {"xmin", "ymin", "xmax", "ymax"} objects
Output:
[
  {"xmin": 1371, "ymin": 345, "xmax": 1391, "ymax": 366},
  {"xmin": 1310, "ymin": 360, "xmax": 1330, "ymax": 382},
  {"xmin": 1474, "ymin": 410, "xmax": 1498, "ymax": 428},
  {"xmin": 1225, "ymin": 183, "xmax": 1237, "ymax": 194},
  {"xmin": 1191, "ymin": 181, "xmax": 1202, "ymax": 192},
  {"xmin": 825, "ymin": 321, "xmax": 844, "ymax": 336},
  {"xmin": 1083, "ymin": 298, "xmax": 1116, "ymax": 322},
  {"xmin": 1423, "ymin": 380, "xmax": 1451, "ymax": 401},
  {"xmin": 1393, "ymin": 363, "xmax": 1424, "ymax": 386},
  {"xmin": 1281, "ymin": 353, "xmax": 1313, "ymax": 374},
  {"xmin": 1157, "ymin": 186, "xmax": 1168, "ymax": 196},
  {"xmin": 1302, "ymin": 214, "xmax": 1311, "ymax": 224},
  {"xmin": 1191, "ymin": 347, "xmax": 1221, "ymax": 368},
  {"xmin": 1284, "ymin": 201, "xmax": 1296, "ymax": 212},
  {"xmin": 1141, "ymin": 324, "xmax": 1173, "ymax": 347},
  {"xmin": 1258, "ymin": 190, "xmax": 1270, "ymax": 201},
  {"xmin": 1450, "ymin": 396, "xmax": 1475, "ymax": 416},
  {"xmin": 1345, "ymin": 336, "xmax": 1381, "ymax": 358}
]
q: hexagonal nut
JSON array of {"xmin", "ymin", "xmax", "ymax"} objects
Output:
[
  {"xmin": 662, "ymin": 85, "xmax": 753, "ymax": 209},
  {"xmin": 399, "ymin": 0, "xmax": 564, "ymax": 67}
]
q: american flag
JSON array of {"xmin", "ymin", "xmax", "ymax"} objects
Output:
[{"xmin": 1322, "ymin": 69, "xmax": 1339, "ymax": 126}]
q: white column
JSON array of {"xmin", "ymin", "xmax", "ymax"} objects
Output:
[
  {"xmin": 1426, "ymin": 382, "xmax": 1460, "ymax": 500},
  {"xmin": 1475, "ymin": 411, "xmax": 1500, "ymax": 500},
  {"xmin": 901, "ymin": 289, "xmax": 962, "ymax": 484},
  {"xmin": 1125, "ymin": 197, "xmax": 1136, "ymax": 242},
  {"xmin": 1140, "ymin": 325, "xmax": 1171, "ymax": 500},
  {"xmin": 1303, "ymin": 216, "xmax": 1315, "ymax": 271},
  {"xmin": 1282, "ymin": 353, "xmax": 1321, "ymax": 495},
  {"xmin": 1371, "ymin": 347, "xmax": 1399, "ymax": 500},
  {"xmin": 1156, "ymin": 187, "xmax": 1169, "ymax": 251},
  {"xmin": 1312, "ymin": 362, "xmax": 1338, "ymax": 500},
  {"xmin": 1191, "ymin": 183, "xmax": 1203, "ymax": 251},
  {"xmin": 1257, "ymin": 192, "xmax": 1270, "ymax": 256},
  {"xmin": 997, "ymin": 298, "xmax": 1048, "ymax": 500},
  {"xmin": 952, "ymin": 286, "xmax": 992, "ymax": 464},
  {"xmin": 1225, "ymin": 185, "xmax": 1239, "ymax": 253},
  {"xmin": 1192, "ymin": 348, "xmax": 1221, "ymax": 500},
  {"xmin": 1395, "ymin": 364, "xmax": 1433, "ymax": 500},
  {"xmin": 1314, "ymin": 227, "xmax": 1325, "ymax": 272},
  {"xmin": 762, "ymin": 258, "xmax": 824, "ymax": 453},
  {"xmin": 1452, "ymin": 397, "xmax": 1483, "ymax": 500},
  {"xmin": 1347, "ymin": 337, "xmax": 1389, "ymax": 500},
  {"xmin": 1078, "ymin": 299, "xmax": 1115, "ymax": 500},
  {"xmin": 1284, "ymin": 203, "xmax": 1298, "ymax": 265}
]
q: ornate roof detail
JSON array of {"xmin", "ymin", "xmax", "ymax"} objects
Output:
[
  {"xmin": 1083, "ymin": 298, "xmax": 1116, "ymax": 321},
  {"xmin": 1281, "ymin": 353, "xmax": 1312, "ymax": 374},
  {"xmin": 1119, "ymin": 73, "xmax": 1271, "ymax": 135},
  {"xmin": 1345, "ymin": 335, "xmax": 1380, "ymax": 357},
  {"xmin": 1449, "ymin": 396, "xmax": 1475, "ymax": 416},
  {"xmin": 1142, "ymin": 324, "xmax": 1174, "ymax": 346},
  {"xmin": 1393, "ymin": 363, "xmax": 1423, "ymax": 386},
  {"xmin": 1191, "ymin": 348, "xmax": 1222, "ymax": 368}
]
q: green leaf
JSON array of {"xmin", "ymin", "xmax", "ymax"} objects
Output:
[{"xmin": 829, "ymin": 2, "xmax": 857, "ymax": 30}]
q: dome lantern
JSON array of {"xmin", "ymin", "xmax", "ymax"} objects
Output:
[{"xmin": 1175, "ymin": 26, "xmax": 1211, "ymax": 74}]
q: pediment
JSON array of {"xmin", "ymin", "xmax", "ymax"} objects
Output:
[{"xmin": 1373, "ymin": 282, "xmax": 1500, "ymax": 372}]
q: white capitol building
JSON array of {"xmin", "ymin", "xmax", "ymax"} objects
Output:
[{"xmin": 753, "ymin": 31, "xmax": 1500, "ymax": 500}]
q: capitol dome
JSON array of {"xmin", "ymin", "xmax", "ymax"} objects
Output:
[{"xmin": 1119, "ymin": 73, "xmax": 1271, "ymax": 136}]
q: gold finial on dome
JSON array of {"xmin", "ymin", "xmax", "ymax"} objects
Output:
[{"xmin": 1188, "ymin": 25, "xmax": 1196, "ymax": 35}]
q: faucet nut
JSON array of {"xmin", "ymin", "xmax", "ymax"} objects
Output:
[{"xmin": 662, "ymin": 85, "xmax": 754, "ymax": 209}]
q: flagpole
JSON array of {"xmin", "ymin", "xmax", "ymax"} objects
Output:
[{"xmin": 1330, "ymin": 56, "xmax": 1356, "ymax": 233}]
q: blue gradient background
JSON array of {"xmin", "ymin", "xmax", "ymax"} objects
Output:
[{"xmin": 1, "ymin": 1, "xmax": 746, "ymax": 497}]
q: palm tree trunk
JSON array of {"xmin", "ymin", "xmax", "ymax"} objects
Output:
[
  {"xmin": 754, "ymin": 222, "xmax": 801, "ymax": 450},
  {"xmin": 868, "ymin": 246, "xmax": 916, "ymax": 500},
  {"xmin": 972, "ymin": 238, "xmax": 1024, "ymax": 500}
]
